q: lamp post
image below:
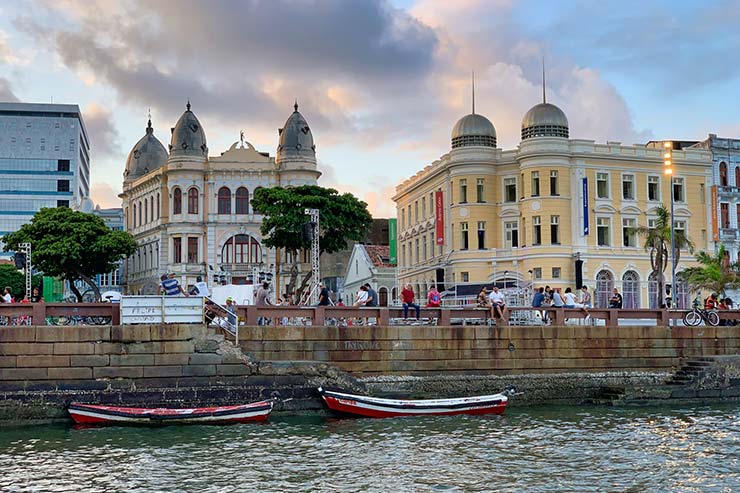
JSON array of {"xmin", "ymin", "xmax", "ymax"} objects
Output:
[{"xmin": 664, "ymin": 141, "xmax": 677, "ymax": 308}]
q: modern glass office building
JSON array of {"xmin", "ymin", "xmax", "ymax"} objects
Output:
[{"xmin": 0, "ymin": 102, "xmax": 90, "ymax": 237}]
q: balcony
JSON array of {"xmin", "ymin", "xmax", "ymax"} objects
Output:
[
  {"xmin": 720, "ymin": 228, "xmax": 740, "ymax": 241},
  {"xmin": 717, "ymin": 185, "xmax": 740, "ymax": 197}
]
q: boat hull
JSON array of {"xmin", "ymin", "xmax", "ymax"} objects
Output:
[
  {"xmin": 318, "ymin": 387, "xmax": 507, "ymax": 418},
  {"xmin": 68, "ymin": 400, "xmax": 273, "ymax": 425}
]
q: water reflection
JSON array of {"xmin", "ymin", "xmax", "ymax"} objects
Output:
[{"xmin": 0, "ymin": 404, "xmax": 738, "ymax": 492}]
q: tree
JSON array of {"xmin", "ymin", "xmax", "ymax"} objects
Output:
[
  {"xmin": 0, "ymin": 264, "xmax": 41, "ymax": 301},
  {"xmin": 251, "ymin": 185, "xmax": 373, "ymax": 302},
  {"xmin": 681, "ymin": 244, "xmax": 740, "ymax": 298},
  {"xmin": 2, "ymin": 207, "xmax": 137, "ymax": 302},
  {"xmin": 635, "ymin": 204, "xmax": 694, "ymax": 307}
]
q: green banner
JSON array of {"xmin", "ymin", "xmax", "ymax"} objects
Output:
[{"xmin": 388, "ymin": 218, "xmax": 397, "ymax": 265}]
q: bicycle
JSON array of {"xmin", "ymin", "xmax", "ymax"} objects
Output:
[{"xmin": 683, "ymin": 299, "xmax": 720, "ymax": 326}]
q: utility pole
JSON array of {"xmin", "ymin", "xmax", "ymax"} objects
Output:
[
  {"xmin": 664, "ymin": 141, "xmax": 677, "ymax": 308},
  {"xmin": 304, "ymin": 208, "xmax": 320, "ymax": 305}
]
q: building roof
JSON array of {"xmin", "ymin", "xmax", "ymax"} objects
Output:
[
  {"xmin": 276, "ymin": 102, "xmax": 316, "ymax": 166},
  {"xmin": 520, "ymin": 102, "xmax": 569, "ymax": 139},
  {"xmin": 451, "ymin": 113, "xmax": 497, "ymax": 148},
  {"xmin": 362, "ymin": 244, "xmax": 395, "ymax": 267},
  {"xmin": 0, "ymin": 102, "xmax": 89, "ymax": 148},
  {"xmin": 125, "ymin": 118, "xmax": 168, "ymax": 181},
  {"xmin": 169, "ymin": 101, "xmax": 207, "ymax": 158}
]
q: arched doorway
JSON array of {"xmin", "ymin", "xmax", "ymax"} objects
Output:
[
  {"xmin": 391, "ymin": 287, "xmax": 398, "ymax": 305},
  {"xmin": 622, "ymin": 271, "xmax": 640, "ymax": 309},
  {"xmin": 648, "ymin": 271, "xmax": 660, "ymax": 309},
  {"xmin": 378, "ymin": 287, "xmax": 388, "ymax": 306},
  {"xmin": 595, "ymin": 270, "xmax": 613, "ymax": 308}
]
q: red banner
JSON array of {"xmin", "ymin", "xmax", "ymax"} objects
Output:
[{"xmin": 435, "ymin": 190, "xmax": 445, "ymax": 245}]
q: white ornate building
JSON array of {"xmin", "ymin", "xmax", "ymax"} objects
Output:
[{"xmin": 120, "ymin": 102, "xmax": 320, "ymax": 294}]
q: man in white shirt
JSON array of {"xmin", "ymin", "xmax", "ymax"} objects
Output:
[
  {"xmin": 563, "ymin": 287, "xmax": 590, "ymax": 319},
  {"xmin": 488, "ymin": 286, "xmax": 507, "ymax": 320},
  {"xmin": 3, "ymin": 287, "xmax": 12, "ymax": 303},
  {"xmin": 192, "ymin": 276, "xmax": 210, "ymax": 297}
]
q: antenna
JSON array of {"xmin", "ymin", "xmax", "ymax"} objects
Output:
[
  {"xmin": 542, "ymin": 57, "xmax": 546, "ymax": 104},
  {"xmin": 471, "ymin": 70, "xmax": 475, "ymax": 114}
]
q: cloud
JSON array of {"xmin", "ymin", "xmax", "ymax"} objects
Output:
[
  {"xmin": 90, "ymin": 182, "xmax": 122, "ymax": 209},
  {"xmin": 319, "ymin": 161, "xmax": 396, "ymax": 218},
  {"xmin": 0, "ymin": 77, "xmax": 19, "ymax": 102},
  {"xmin": 83, "ymin": 102, "xmax": 122, "ymax": 157}
]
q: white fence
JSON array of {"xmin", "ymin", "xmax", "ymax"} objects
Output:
[{"xmin": 120, "ymin": 296, "xmax": 204, "ymax": 324}]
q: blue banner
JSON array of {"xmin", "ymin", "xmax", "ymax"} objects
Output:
[{"xmin": 582, "ymin": 178, "xmax": 589, "ymax": 235}]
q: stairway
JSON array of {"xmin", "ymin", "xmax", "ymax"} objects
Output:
[{"xmin": 665, "ymin": 357, "xmax": 716, "ymax": 386}]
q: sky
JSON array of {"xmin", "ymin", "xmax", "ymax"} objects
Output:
[{"xmin": 1, "ymin": 0, "xmax": 740, "ymax": 218}]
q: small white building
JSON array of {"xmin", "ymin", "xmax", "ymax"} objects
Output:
[{"xmin": 342, "ymin": 244, "xmax": 397, "ymax": 306}]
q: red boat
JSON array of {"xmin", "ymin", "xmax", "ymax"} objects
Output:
[
  {"xmin": 318, "ymin": 387, "xmax": 508, "ymax": 418},
  {"xmin": 68, "ymin": 400, "xmax": 273, "ymax": 425}
]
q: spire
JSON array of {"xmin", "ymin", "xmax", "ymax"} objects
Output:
[
  {"xmin": 471, "ymin": 70, "xmax": 476, "ymax": 114},
  {"xmin": 542, "ymin": 57, "xmax": 546, "ymax": 104},
  {"xmin": 146, "ymin": 108, "xmax": 153, "ymax": 134},
  {"xmin": 294, "ymin": 99, "xmax": 299, "ymax": 112},
  {"xmin": 186, "ymin": 99, "xmax": 191, "ymax": 111}
]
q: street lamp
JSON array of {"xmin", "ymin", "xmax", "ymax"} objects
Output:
[{"xmin": 664, "ymin": 141, "xmax": 676, "ymax": 308}]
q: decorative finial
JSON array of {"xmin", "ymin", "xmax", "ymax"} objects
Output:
[
  {"xmin": 147, "ymin": 108, "xmax": 152, "ymax": 128},
  {"xmin": 186, "ymin": 99, "xmax": 191, "ymax": 111},
  {"xmin": 542, "ymin": 57, "xmax": 546, "ymax": 104},
  {"xmin": 294, "ymin": 99, "xmax": 298, "ymax": 112},
  {"xmin": 239, "ymin": 130, "xmax": 245, "ymax": 148},
  {"xmin": 471, "ymin": 70, "xmax": 475, "ymax": 115}
]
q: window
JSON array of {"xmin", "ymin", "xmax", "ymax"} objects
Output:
[
  {"xmin": 236, "ymin": 187, "xmax": 249, "ymax": 214},
  {"xmin": 218, "ymin": 187, "xmax": 231, "ymax": 214},
  {"xmin": 173, "ymin": 237, "xmax": 182, "ymax": 263},
  {"xmin": 673, "ymin": 177, "xmax": 685, "ymax": 202},
  {"xmin": 149, "ymin": 197, "xmax": 154, "ymax": 223},
  {"xmin": 736, "ymin": 167, "xmax": 740, "ymax": 187},
  {"xmin": 596, "ymin": 173, "xmax": 609, "ymax": 199},
  {"xmin": 57, "ymin": 200, "xmax": 69, "ymax": 207},
  {"xmin": 415, "ymin": 238, "xmax": 420, "ymax": 262},
  {"xmin": 421, "ymin": 197, "xmax": 426, "ymax": 217},
  {"xmin": 459, "ymin": 179, "xmax": 467, "ymax": 203},
  {"xmin": 737, "ymin": 204, "xmax": 740, "ymax": 229},
  {"xmin": 476, "ymin": 179, "xmax": 485, "ymax": 202},
  {"xmin": 187, "ymin": 188, "xmax": 199, "ymax": 214},
  {"xmin": 133, "ymin": 204, "xmax": 137, "ymax": 228},
  {"xmin": 173, "ymin": 187, "xmax": 182, "ymax": 214},
  {"xmin": 595, "ymin": 270, "xmax": 614, "ymax": 308},
  {"xmin": 648, "ymin": 176, "xmax": 660, "ymax": 201},
  {"xmin": 138, "ymin": 200, "xmax": 142, "ymax": 226},
  {"xmin": 622, "ymin": 174, "xmax": 635, "ymax": 200},
  {"xmin": 622, "ymin": 218, "xmax": 637, "ymax": 247},
  {"xmin": 477, "ymin": 221, "xmax": 485, "ymax": 249},
  {"xmin": 597, "ymin": 217, "xmax": 610, "ymax": 246},
  {"xmin": 552, "ymin": 267, "xmax": 561, "ymax": 279},
  {"xmin": 460, "ymin": 222, "xmax": 469, "ymax": 250},
  {"xmin": 401, "ymin": 244, "xmax": 406, "ymax": 266},
  {"xmin": 461, "ymin": 272, "xmax": 469, "ymax": 282},
  {"xmin": 414, "ymin": 201, "xmax": 418, "ymax": 223},
  {"xmin": 533, "ymin": 216, "xmax": 542, "ymax": 245},
  {"xmin": 422, "ymin": 235, "xmax": 427, "ymax": 260},
  {"xmin": 674, "ymin": 221, "xmax": 687, "ymax": 247},
  {"xmin": 531, "ymin": 172, "xmax": 540, "ymax": 196},
  {"xmin": 504, "ymin": 177, "xmax": 517, "ymax": 203},
  {"xmin": 401, "ymin": 209, "xmax": 405, "ymax": 229},
  {"xmin": 622, "ymin": 271, "xmax": 641, "ymax": 309},
  {"xmin": 187, "ymin": 237, "xmax": 198, "ymax": 263},
  {"xmin": 57, "ymin": 180, "xmax": 70, "ymax": 192},
  {"xmin": 550, "ymin": 215, "xmax": 560, "ymax": 244},
  {"xmin": 144, "ymin": 198, "xmax": 148, "ymax": 224},
  {"xmin": 719, "ymin": 162, "xmax": 728, "ymax": 186},
  {"xmin": 430, "ymin": 192, "xmax": 434, "ymax": 217},
  {"xmin": 720, "ymin": 203, "xmax": 729, "ymax": 229},
  {"xmin": 533, "ymin": 268, "xmax": 542, "ymax": 279},
  {"xmin": 550, "ymin": 170, "xmax": 559, "ymax": 195},
  {"xmin": 700, "ymin": 183, "xmax": 705, "ymax": 203},
  {"xmin": 156, "ymin": 193, "xmax": 160, "ymax": 219},
  {"xmin": 504, "ymin": 221, "xmax": 519, "ymax": 248},
  {"xmin": 57, "ymin": 159, "xmax": 70, "ymax": 172}
]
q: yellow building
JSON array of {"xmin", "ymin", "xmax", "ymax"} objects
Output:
[{"xmin": 393, "ymin": 94, "xmax": 713, "ymax": 308}]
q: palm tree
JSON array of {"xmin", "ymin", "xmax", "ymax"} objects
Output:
[
  {"xmin": 681, "ymin": 244, "xmax": 740, "ymax": 297},
  {"xmin": 635, "ymin": 204, "xmax": 694, "ymax": 308}
]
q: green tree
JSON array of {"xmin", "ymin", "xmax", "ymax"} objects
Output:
[
  {"xmin": 635, "ymin": 204, "xmax": 694, "ymax": 307},
  {"xmin": 2, "ymin": 207, "xmax": 137, "ymax": 302},
  {"xmin": 0, "ymin": 264, "xmax": 41, "ymax": 301},
  {"xmin": 251, "ymin": 185, "xmax": 372, "ymax": 302},
  {"xmin": 681, "ymin": 244, "xmax": 740, "ymax": 298}
]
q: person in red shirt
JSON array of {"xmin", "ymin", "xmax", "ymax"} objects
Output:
[
  {"xmin": 704, "ymin": 293, "xmax": 719, "ymax": 310},
  {"xmin": 426, "ymin": 286, "xmax": 441, "ymax": 308},
  {"xmin": 401, "ymin": 284, "xmax": 420, "ymax": 319}
]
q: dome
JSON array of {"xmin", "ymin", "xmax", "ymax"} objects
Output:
[
  {"xmin": 77, "ymin": 197, "xmax": 95, "ymax": 214},
  {"xmin": 451, "ymin": 113, "xmax": 497, "ymax": 148},
  {"xmin": 169, "ymin": 101, "xmax": 207, "ymax": 157},
  {"xmin": 276, "ymin": 102, "xmax": 316, "ymax": 166},
  {"xmin": 521, "ymin": 102, "xmax": 569, "ymax": 140},
  {"xmin": 124, "ymin": 118, "xmax": 168, "ymax": 181}
]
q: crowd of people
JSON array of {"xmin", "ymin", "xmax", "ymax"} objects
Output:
[{"xmin": 0, "ymin": 286, "xmax": 44, "ymax": 304}]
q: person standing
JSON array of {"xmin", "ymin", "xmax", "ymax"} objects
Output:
[
  {"xmin": 255, "ymin": 281, "xmax": 273, "ymax": 326},
  {"xmin": 317, "ymin": 282, "xmax": 330, "ymax": 306},
  {"xmin": 609, "ymin": 288, "xmax": 623, "ymax": 309},
  {"xmin": 365, "ymin": 283, "xmax": 378, "ymax": 307},
  {"xmin": 401, "ymin": 284, "xmax": 420, "ymax": 320}
]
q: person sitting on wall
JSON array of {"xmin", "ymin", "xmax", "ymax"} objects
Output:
[
  {"xmin": 704, "ymin": 292, "xmax": 719, "ymax": 310},
  {"xmin": 609, "ymin": 288, "xmax": 623, "ymax": 309},
  {"xmin": 564, "ymin": 287, "xmax": 590, "ymax": 320},
  {"xmin": 478, "ymin": 287, "xmax": 492, "ymax": 311},
  {"xmin": 532, "ymin": 287, "xmax": 546, "ymax": 322},
  {"xmin": 401, "ymin": 284, "xmax": 420, "ymax": 320},
  {"xmin": 488, "ymin": 286, "xmax": 507, "ymax": 320},
  {"xmin": 426, "ymin": 286, "xmax": 441, "ymax": 308},
  {"xmin": 161, "ymin": 273, "xmax": 188, "ymax": 296}
]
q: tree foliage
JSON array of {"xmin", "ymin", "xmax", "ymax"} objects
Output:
[
  {"xmin": 2, "ymin": 207, "xmax": 137, "ymax": 302},
  {"xmin": 681, "ymin": 244, "xmax": 740, "ymax": 297},
  {"xmin": 0, "ymin": 264, "xmax": 41, "ymax": 301},
  {"xmin": 635, "ymin": 204, "xmax": 694, "ymax": 307}
]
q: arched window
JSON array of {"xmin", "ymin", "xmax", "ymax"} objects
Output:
[
  {"xmin": 138, "ymin": 200, "xmax": 142, "ymax": 226},
  {"xmin": 622, "ymin": 271, "xmax": 640, "ymax": 309},
  {"xmin": 719, "ymin": 162, "xmax": 728, "ymax": 186},
  {"xmin": 173, "ymin": 187, "xmax": 182, "ymax": 214},
  {"xmin": 736, "ymin": 167, "xmax": 740, "ymax": 187},
  {"xmin": 595, "ymin": 270, "xmax": 614, "ymax": 308},
  {"xmin": 156, "ymin": 193, "xmax": 160, "ymax": 219},
  {"xmin": 648, "ymin": 271, "xmax": 660, "ymax": 309},
  {"xmin": 251, "ymin": 186, "xmax": 262, "ymax": 212},
  {"xmin": 378, "ymin": 287, "xmax": 388, "ymax": 306},
  {"xmin": 133, "ymin": 203, "xmax": 137, "ymax": 228},
  {"xmin": 221, "ymin": 234, "xmax": 262, "ymax": 265},
  {"xmin": 391, "ymin": 287, "xmax": 398, "ymax": 305},
  {"xmin": 144, "ymin": 198, "xmax": 148, "ymax": 224},
  {"xmin": 236, "ymin": 187, "xmax": 249, "ymax": 214},
  {"xmin": 149, "ymin": 196, "xmax": 154, "ymax": 223},
  {"xmin": 218, "ymin": 187, "xmax": 231, "ymax": 214},
  {"xmin": 187, "ymin": 187, "xmax": 198, "ymax": 214}
]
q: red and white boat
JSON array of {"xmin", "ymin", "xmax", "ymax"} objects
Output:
[
  {"xmin": 318, "ymin": 387, "xmax": 508, "ymax": 418},
  {"xmin": 68, "ymin": 400, "xmax": 273, "ymax": 425}
]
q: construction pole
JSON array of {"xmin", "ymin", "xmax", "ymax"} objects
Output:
[{"xmin": 304, "ymin": 208, "xmax": 320, "ymax": 305}]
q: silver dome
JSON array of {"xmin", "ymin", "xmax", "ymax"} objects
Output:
[
  {"xmin": 169, "ymin": 101, "xmax": 207, "ymax": 157},
  {"xmin": 276, "ymin": 102, "xmax": 316, "ymax": 165},
  {"xmin": 124, "ymin": 119, "xmax": 168, "ymax": 181},
  {"xmin": 521, "ymin": 103, "xmax": 569, "ymax": 140},
  {"xmin": 451, "ymin": 113, "xmax": 496, "ymax": 148}
]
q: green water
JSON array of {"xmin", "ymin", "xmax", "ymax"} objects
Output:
[{"xmin": 1, "ymin": 404, "xmax": 738, "ymax": 492}]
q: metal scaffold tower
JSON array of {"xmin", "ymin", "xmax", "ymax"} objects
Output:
[
  {"xmin": 304, "ymin": 208, "xmax": 320, "ymax": 305},
  {"xmin": 19, "ymin": 242, "xmax": 31, "ymax": 300}
]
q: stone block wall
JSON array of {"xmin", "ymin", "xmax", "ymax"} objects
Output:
[{"xmin": 238, "ymin": 324, "xmax": 740, "ymax": 376}]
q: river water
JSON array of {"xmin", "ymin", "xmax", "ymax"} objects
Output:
[{"xmin": 0, "ymin": 404, "xmax": 738, "ymax": 492}]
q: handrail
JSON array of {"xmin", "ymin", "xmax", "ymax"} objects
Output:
[{"xmin": 204, "ymin": 296, "xmax": 239, "ymax": 344}]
